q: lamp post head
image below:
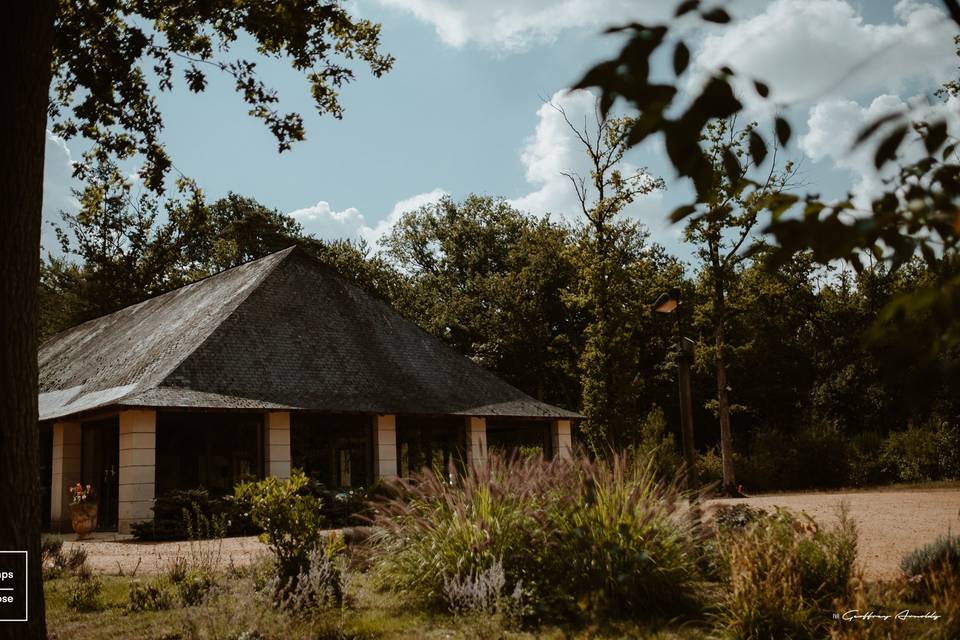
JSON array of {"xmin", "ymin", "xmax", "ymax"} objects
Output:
[{"xmin": 653, "ymin": 287, "xmax": 681, "ymax": 314}]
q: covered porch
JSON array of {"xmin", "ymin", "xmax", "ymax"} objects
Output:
[{"xmin": 45, "ymin": 408, "xmax": 573, "ymax": 533}]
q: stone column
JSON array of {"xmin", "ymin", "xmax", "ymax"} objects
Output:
[
  {"xmin": 118, "ymin": 409, "xmax": 156, "ymax": 533},
  {"xmin": 373, "ymin": 414, "xmax": 397, "ymax": 480},
  {"xmin": 551, "ymin": 419, "xmax": 572, "ymax": 460},
  {"xmin": 50, "ymin": 421, "xmax": 82, "ymax": 532},
  {"xmin": 465, "ymin": 416, "xmax": 487, "ymax": 469},
  {"xmin": 265, "ymin": 411, "xmax": 292, "ymax": 479}
]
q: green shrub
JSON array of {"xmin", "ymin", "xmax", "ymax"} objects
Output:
[
  {"xmin": 740, "ymin": 425, "xmax": 850, "ymax": 491},
  {"xmin": 41, "ymin": 534, "xmax": 65, "ymax": 580},
  {"xmin": 44, "ymin": 538, "xmax": 89, "ymax": 581},
  {"xmin": 935, "ymin": 421, "xmax": 960, "ymax": 479},
  {"xmin": 274, "ymin": 535, "xmax": 347, "ymax": 611},
  {"xmin": 714, "ymin": 507, "xmax": 858, "ymax": 639},
  {"xmin": 881, "ymin": 424, "xmax": 941, "ymax": 483},
  {"xmin": 696, "ymin": 447, "xmax": 724, "ymax": 488},
  {"xmin": 901, "ymin": 533, "xmax": 960, "ymax": 578},
  {"xmin": 175, "ymin": 569, "xmax": 216, "ymax": 606},
  {"xmin": 846, "ymin": 431, "xmax": 890, "ymax": 487},
  {"xmin": 700, "ymin": 505, "xmax": 768, "ymax": 581},
  {"xmin": 41, "ymin": 534, "xmax": 63, "ymax": 560},
  {"xmin": 130, "ymin": 488, "xmax": 256, "ymax": 541},
  {"xmin": 128, "ymin": 578, "xmax": 176, "ymax": 612},
  {"xmin": 711, "ymin": 504, "xmax": 766, "ymax": 532},
  {"xmin": 631, "ymin": 405, "xmax": 683, "ymax": 481},
  {"xmin": 303, "ymin": 481, "xmax": 373, "ymax": 528},
  {"xmin": 234, "ymin": 469, "xmax": 327, "ymax": 582},
  {"xmin": 371, "ymin": 452, "xmax": 700, "ymax": 622},
  {"xmin": 65, "ymin": 547, "xmax": 88, "ymax": 573},
  {"xmin": 67, "ymin": 574, "xmax": 104, "ymax": 612}
]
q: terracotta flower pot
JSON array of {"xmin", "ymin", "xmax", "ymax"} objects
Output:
[{"xmin": 70, "ymin": 503, "xmax": 98, "ymax": 539}]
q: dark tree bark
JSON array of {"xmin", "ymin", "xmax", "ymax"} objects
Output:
[
  {"xmin": 709, "ymin": 240, "xmax": 737, "ymax": 495},
  {"xmin": 1, "ymin": 4, "xmax": 56, "ymax": 639}
]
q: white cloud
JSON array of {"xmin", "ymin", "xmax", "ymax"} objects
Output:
[
  {"xmin": 42, "ymin": 131, "xmax": 79, "ymax": 256},
  {"xmin": 509, "ymin": 88, "xmax": 663, "ymax": 221},
  {"xmin": 287, "ymin": 188, "xmax": 447, "ymax": 247},
  {"xmin": 360, "ymin": 188, "xmax": 448, "ymax": 245},
  {"xmin": 371, "ymin": 0, "xmax": 767, "ymax": 51},
  {"xmin": 372, "ymin": 0, "xmax": 644, "ymax": 50},
  {"xmin": 691, "ymin": 0, "xmax": 957, "ymax": 109},
  {"xmin": 289, "ymin": 200, "xmax": 368, "ymax": 239},
  {"xmin": 800, "ymin": 94, "xmax": 907, "ymax": 204},
  {"xmin": 800, "ymin": 93, "xmax": 960, "ymax": 206}
]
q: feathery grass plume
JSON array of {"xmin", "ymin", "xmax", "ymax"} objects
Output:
[{"xmin": 370, "ymin": 451, "xmax": 702, "ymax": 622}]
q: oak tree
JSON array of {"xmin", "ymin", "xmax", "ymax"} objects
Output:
[{"xmin": 2, "ymin": 3, "xmax": 392, "ymax": 637}]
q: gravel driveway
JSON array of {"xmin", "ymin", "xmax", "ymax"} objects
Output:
[
  {"xmin": 62, "ymin": 534, "xmax": 270, "ymax": 576},
  {"xmin": 708, "ymin": 485, "xmax": 960, "ymax": 580},
  {"xmin": 63, "ymin": 486, "xmax": 960, "ymax": 581}
]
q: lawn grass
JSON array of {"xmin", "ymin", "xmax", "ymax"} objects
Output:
[
  {"xmin": 44, "ymin": 572, "xmax": 712, "ymax": 640},
  {"xmin": 45, "ymin": 576, "xmax": 187, "ymax": 640}
]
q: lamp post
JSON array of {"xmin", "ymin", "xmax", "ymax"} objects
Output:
[{"xmin": 653, "ymin": 288, "xmax": 698, "ymax": 491}]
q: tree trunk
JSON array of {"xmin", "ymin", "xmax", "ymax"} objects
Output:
[
  {"xmin": 714, "ymin": 331, "xmax": 737, "ymax": 493},
  {"xmin": 1, "ymin": 4, "xmax": 56, "ymax": 639},
  {"xmin": 710, "ymin": 245, "xmax": 737, "ymax": 495}
]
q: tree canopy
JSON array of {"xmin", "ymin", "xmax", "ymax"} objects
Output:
[
  {"xmin": 574, "ymin": 0, "xmax": 960, "ymax": 385},
  {"xmin": 51, "ymin": 0, "xmax": 394, "ymax": 191}
]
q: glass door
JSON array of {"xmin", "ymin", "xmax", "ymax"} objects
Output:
[{"xmin": 81, "ymin": 418, "xmax": 119, "ymax": 531}]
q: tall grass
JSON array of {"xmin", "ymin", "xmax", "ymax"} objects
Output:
[
  {"xmin": 714, "ymin": 506, "xmax": 858, "ymax": 639},
  {"xmin": 370, "ymin": 452, "xmax": 701, "ymax": 622}
]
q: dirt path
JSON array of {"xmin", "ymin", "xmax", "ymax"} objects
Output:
[
  {"xmin": 63, "ymin": 487, "xmax": 960, "ymax": 581},
  {"xmin": 707, "ymin": 486, "xmax": 960, "ymax": 581},
  {"xmin": 62, "ymin": 534, "xmax": 269, "ymax": 576}
]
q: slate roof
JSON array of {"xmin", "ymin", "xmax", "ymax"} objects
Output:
[{"xmin": 38, "ymin": 246, "xmax": 579, "ymax": 422}]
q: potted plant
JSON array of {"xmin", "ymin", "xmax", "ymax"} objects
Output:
[{"xmin": 69, "ymin": 483, "xmax": 97, "ymax": 539}]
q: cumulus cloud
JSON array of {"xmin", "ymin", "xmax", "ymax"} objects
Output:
[
  {"xmin": 360, "ymin": 188, "xmax": 448, "ymax": 245},
  {"xmin": 289, "ymin": 201, "xmax": 368, "ymax": 239},
  {"xmin": 509, "ymin": 89, "xmax": 663, "ymax": 221},
  {"xmin": 42, "ymin": 132, "xmax": 79, "ymax": 256},
  {"xmin": 287, "ymin": 188, "xmax": 447, "ymax": 247},
  {"xmin": 800, "ymin": 93, "xmax": 960, "ymax": 205},
  {"xmin": 691, "ymin": 0, "xmax": 957, "ymax": 109}
]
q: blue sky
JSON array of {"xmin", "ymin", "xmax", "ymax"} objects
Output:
[{"xmin": 42, "ymin": 0, "xmax": 959, "ymax": 262}]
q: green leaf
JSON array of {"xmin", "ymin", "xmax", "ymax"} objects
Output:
[
  {"xmin": 753, "ymin": 80, "xmax": 769, "ymax": 98},
  {"xmin": 701, "ymin": 7, "xmax": 731, "ymax": 23},
  {"xmin": 775, "ymin": 117, "xmax": 791, "ymax": 147},
  {"xmin": 723, "ymin": 147, "xmax": 742, "ymax": 183},
  {"xmin": 670, "ymin": 204, "xmax": 697, "ymax": 223},
  {"xmin": 765, "ymin": 192, "xmax": 799, "ymax": 219},
  {"xmin": 573, "ymin": 61, "xmax": 618, "ymax": 92},
  {"xmin": 673, "ymin": 42, "xmax": 690, "ymax": 76},
  {"xmin": 675, "ymin": 0, "xmax": 700, "ymax": 16},
  {"xmin": 853, "ymin": 111, "xmax": 903, "ymax": 147},
  {"xmin": 873, "ymin": 124, "xmax": 909, "ymax": 168},
  {"xmin": 925, "ymin": 120, "xmax": 948, "ymax": 154},
  {"xmin": 748, "ymin": 131, "xmax": 767, "ymax": 166}
]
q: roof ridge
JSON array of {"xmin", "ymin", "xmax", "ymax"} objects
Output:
[
  {"xmin": 280, "ymin": 248, "xmax": 547, "ymax": 404},
  {"xmin": 39, "ymin": 245, "xmax": 300, "ymax": 347},
  {"xmin": 147, "ymin": 248, "xmax": 295, "ymax": 392}
]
